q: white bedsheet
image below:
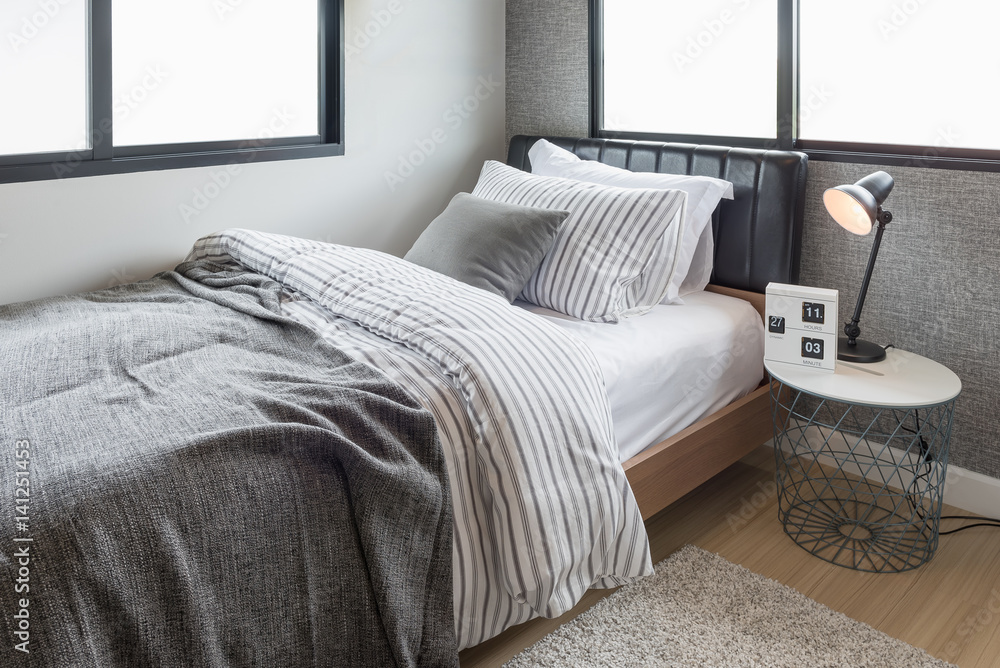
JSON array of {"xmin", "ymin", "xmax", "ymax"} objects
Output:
[{"xmin": 516, "ymin": 291, "xmax": 765, "ymax": 461}]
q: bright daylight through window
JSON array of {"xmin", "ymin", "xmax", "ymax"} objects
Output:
[
  {"xmin": 602, "ymin": 0, "xmax": 778, "ymax": 140},
  {"xmin": 0, "ymin": 0, "xmax": 342, "ymax": 183},
  {"xmin": 598, "ymin": 0, "xmax": 1000, "ymax": 165},
  {"xmin": 1, "ymin": 0, "xmax": 89, "ymax": 156},
  {"xmin": 112, "ymin": 0, "xmax": 319, "ymax": 147},
  {"xmin": 798, "ymin": 0, "xmax": 1000, "ymax": 152}
]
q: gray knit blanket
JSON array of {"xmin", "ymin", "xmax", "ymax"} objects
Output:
[{"xmin": 0, "ymin": 261, "xmax": 456, "ymax": 667}]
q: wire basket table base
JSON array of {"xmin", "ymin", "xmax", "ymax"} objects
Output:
[{"xmin": 771, "ymin": 379, "xmax": 956, "ymax": 573}]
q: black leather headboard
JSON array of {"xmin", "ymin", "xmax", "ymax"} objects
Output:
[{"xmin": 507, "ymin": 136, "xmax": 808, "ymax": 294}]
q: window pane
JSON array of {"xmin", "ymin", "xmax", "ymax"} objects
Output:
[
  {"xmin": 112, "ymin": 0, "xmax": 319, "ymax": 147},
  {"xmin": 0, "ymin": 1, "xmax": 88, "ymax": 156},
  {"xmin": 603, "ymin": 0, "xmax": 778, "ymax": 139},
  {"xmin": 800, "ymin": 1, "xmax": 1000, "ymax": 150}
]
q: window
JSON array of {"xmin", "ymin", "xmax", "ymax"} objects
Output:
[
  {"xmin": 592, "ymin": 0, "xmax": 1000, "ymax": 170},
  {"xmin": 1, "ymin": 1, "xmax": 89, "ymax": 157},
  {"xmin": 602, "ymin": 0, "xmax": 778, "ymax": 141},
  {"xmin": 0, "ymin": 0, "xmax": 344, "ymax": 183},
  {"xmin": 798, "ymin": 1, "xmax": 1000, "ymax": 152}
]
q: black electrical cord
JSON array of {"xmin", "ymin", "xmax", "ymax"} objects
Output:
[
  {"xmin": 939, "ymin": 519, "xmax": 1000, "ymax": 535},
  {"xmin": 897, "ymin": 407, "xmax": 1000, "ymax": 535},
  {"xmin": 858, "ymin": 345, "xmax": 1000, "ymax": 536}
]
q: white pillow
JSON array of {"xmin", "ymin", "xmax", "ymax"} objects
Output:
[
  {"xmin": 472, "ymin": 160, "xmax": 688, "ymax": 324},
  {"xmin": 527, "ymin": 139, "xmax": 734, "ymax": 304}
]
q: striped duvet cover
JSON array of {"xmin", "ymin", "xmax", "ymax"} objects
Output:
[{"xmin": 187, "ymin": 229, "xmax": 653, "ymax": 649}]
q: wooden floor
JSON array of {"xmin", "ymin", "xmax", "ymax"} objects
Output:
[{"xmin": 460, "ymin": 446, "xmax": 1000, "ymax": 667}]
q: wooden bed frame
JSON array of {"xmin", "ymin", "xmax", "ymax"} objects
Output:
[
  {"xmin": 625, "ymin": 284, "xmax": 768, "ymax": 519},
  {"xmin": 507, "ymin": 136, "xmax": 808, "ymax": 520}
]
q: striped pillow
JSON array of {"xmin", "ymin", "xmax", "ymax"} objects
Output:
[{"xmin": 472, "ymin": 160, "xmax": 688, "ymax": 323}]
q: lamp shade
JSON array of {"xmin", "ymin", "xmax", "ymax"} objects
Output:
[{"xmin": 823, "ymin": 171, "xmax": 895, "ymax": 235}]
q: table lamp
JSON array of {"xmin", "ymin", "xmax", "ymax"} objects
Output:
[{"xmin": 822, "ymin": 171, "xmax": 894, "ymax": 363}]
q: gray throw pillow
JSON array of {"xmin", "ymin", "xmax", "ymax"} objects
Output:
[{"xmin": 404, "ymin": 192, "xmax": 568, "ymax": 302}]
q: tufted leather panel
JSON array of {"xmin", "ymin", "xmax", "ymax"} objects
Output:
[{"xmin": 507, "ymin": 136, "xmax": 808, "ymax": 293}]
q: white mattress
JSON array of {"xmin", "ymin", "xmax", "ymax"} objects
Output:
[{"xmin": 515, "ymin": 291, "xmax": 765, "ymax": 462}]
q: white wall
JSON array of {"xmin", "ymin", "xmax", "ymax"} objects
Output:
[{"xmin": 0, "ymin": 0, "xmax": 505, "ymax": 306}]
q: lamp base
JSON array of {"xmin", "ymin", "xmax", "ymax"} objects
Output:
[{"xmin": 838, "ymin": 337, "xmax": 886, "ymax": 363}]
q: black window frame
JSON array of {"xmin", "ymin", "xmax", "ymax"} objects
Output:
[
  {"xmin": 590, "ymin": 0, "xmax": 1000, "ymax": 173},
  {"xmin": 0, "ymin": 0, "xmax": 345, "ymax": 185}
]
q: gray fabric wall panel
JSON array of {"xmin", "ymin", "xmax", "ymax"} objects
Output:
[
  {"xmin": 505, "ymin": 0, "xmax": 589, "ymax": 146},
  {"xmin": 505, "ymin": 0, "xmax": 1000, "ymax": 479},
  {"xmin": 802, "ymin": 161, "xmax": 1000, "ymax": 479}
]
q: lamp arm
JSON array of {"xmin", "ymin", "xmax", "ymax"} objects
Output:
[{"xmin": 845, "ymin": 208, "xmax": 892, "ymax": 344}]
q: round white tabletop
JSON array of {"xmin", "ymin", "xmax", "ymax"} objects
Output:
[{"xmin": 765, "ymin": 348, "xmax": 962, "ymax": 408}]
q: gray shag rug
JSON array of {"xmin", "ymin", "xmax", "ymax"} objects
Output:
[{"xmin": 504, "ymin": 545, "xmax": 953, "ymax": 667}]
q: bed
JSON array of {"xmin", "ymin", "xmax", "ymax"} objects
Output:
[
  {"xmin": 508, "ymin": 135, "xmax": 807, "ymax": 520},
  {"xmin": 0, "ymin": 136, "xmax": 806, "ymax": 665}
]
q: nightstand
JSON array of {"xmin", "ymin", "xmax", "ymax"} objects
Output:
[{"xmin": 766, "ymin": 348, "xmax": 961, "ymax": 572}]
